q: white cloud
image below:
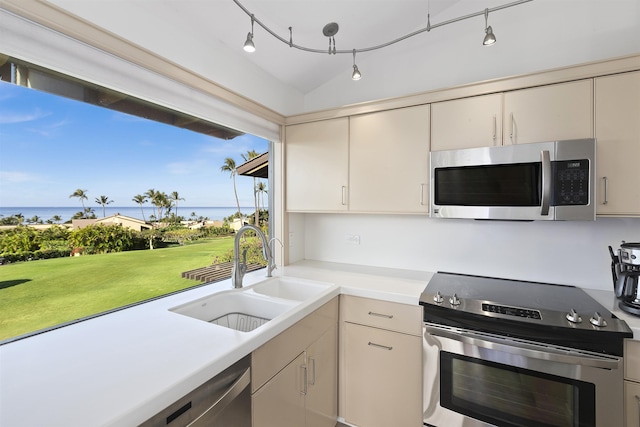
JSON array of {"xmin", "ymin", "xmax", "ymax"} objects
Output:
[
  {"xmin": 0, "ymin": 171, "xmax": 39, "ymax": 183},
  {"xmin": 0, "ymin": 109, "xmax": 50, "ymax": 124}
]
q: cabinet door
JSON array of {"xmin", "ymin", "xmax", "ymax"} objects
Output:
[
  {"xmin": 252, "ymin": 352, "xmax": 306, "ymax": 427},
  {"xmin": 431, "ymin": 93, "xmax": 502, "ymax": 150},
  {"xmin": 285, "ymin": 118, "xmax": 349, "ymax": 212},
  {"xmin": 349, "ymin": 105, "xmax": 430, "ymax": 213},
  {"xmin": 595, "ymin": 71, "xmax": 640, "ymax": 216},
  {"xmin": 504, "ymin": 79, "xmax": 593, "ymax": 145},
  {"xmin": 626, "ymin": 381, "xmax": 640, "ymax": 427},
  {"xmin": 343, "ymin": 322, "xmax": 423, "ymax": 427},
  {"xmin": 306, "ymin": 325, "xmax": 338, "ymax": 427}
]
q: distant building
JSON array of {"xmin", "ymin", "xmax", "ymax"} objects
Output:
[{"xmin": 72, "ymin": 214, "xmax": 152, "ymax": 232}]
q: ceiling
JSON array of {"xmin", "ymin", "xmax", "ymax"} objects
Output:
[{"xmin": 48, "ymin": 0, "xmax": 474, "ymax": 94}]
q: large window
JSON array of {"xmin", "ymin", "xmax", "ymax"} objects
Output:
[{"xmin": 0, "ymin": 59, "xmax": 270, "ymax": 343}]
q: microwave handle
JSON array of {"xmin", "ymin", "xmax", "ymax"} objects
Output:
[{"xmin": 540, "ymin": 150, "xmax": 551, "ymax": 216}]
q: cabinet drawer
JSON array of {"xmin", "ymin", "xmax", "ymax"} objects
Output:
[
  {"xmin": 627, "ymin": 340, "xmax": 640, "ymax": 382},
  {"xmin": 626, "ymin": 380, "xmax": 640, "ymax": 427},
  {"xmin": 340, "ymin": 295, "xmax": 422, "ymax": 336}
]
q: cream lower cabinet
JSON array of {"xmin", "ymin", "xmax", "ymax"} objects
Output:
[
  {"xmin": 595, "ymin": 71, "xmax": 640, "ymax": 216},
  {"xmin": 340, "ymin": 295, "xmax": 423, "ymax": 427},
  {"xmin": 349, "ymin": 105, "xmax": 430, "ymax": 213},
  {"xmin": 625, "ymin": 339, "xmax": 640, "ymax": 427},
  {"xmin": 252, "ymin": 298, "xmax": 338, "ymax": 427}
]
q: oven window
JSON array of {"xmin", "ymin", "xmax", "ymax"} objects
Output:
[
  {"xmin": 434, "ymin": 162, "xmax": 541, "ymax": 206},
  {"xmin": 440, "ymin": 352, "xmax": 595, "ymax": 427}
]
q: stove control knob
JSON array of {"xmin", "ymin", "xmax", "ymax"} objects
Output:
[
  {"xmin": 566, "ymin": 309, "xmax": 582, "ymax": 323},
  {"xmin": 589, "ymin": 312, "xmax": 608, "ymax": 328},
  {"xmin": 433, "ymin": 291, "xmax": 443, "ymax": 304},
  {"xmin": 449, "ymin": 293, "xmax": 461, "ymax": 306}
]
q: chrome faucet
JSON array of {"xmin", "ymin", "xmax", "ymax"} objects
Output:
[{"xmin": 232, "ymin": 224, "xmax": 275, "ymax": 289}]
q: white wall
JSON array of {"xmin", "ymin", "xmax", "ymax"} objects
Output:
[
  {"xmin": 304, "ymin": 0, "xmax": 640, "ymax": 112},
  {"xmin": 295, "ymin": 213, "xmax": 639, "ymax": 291}
]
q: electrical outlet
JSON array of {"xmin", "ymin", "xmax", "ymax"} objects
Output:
[
  {"xmin": 289, "ymin": 232, "xmax": 295, "ymax": 247},
  {"xmin": 346, "ymin": 234, "xmax": 360, "ymax": 245}
]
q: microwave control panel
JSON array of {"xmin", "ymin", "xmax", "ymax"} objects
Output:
[{"xmin": 551, "ymin": 159, "xmax": 589, "ymax": 206}]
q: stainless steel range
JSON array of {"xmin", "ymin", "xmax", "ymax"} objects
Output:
[{"xmin": 420, "ymin": 272, "xmax": 633, "ymax": 427}]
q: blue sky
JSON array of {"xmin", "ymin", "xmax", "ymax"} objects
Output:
[{"xmin": 0, "ymin": 81, "xmax": 268, "ymax": 207}]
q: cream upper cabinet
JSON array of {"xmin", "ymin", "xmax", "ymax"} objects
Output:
[
  {"xmin": 595, "ymin": 71, "xmax": 640, "ymax": 216},
  {"xmin": 431, "ymin": 93, "xmax": 502, "ymax": 151},
  {"xmin": 286, "ymin": 118, "xmax": 349, "ymax": 212},
  {"xmin": 503, "ymin": 79, "xmax": 594, "ymax": 145},
  {"xmin": 349, "ymin": 105, "xmax": 430, "ymax": 213}
]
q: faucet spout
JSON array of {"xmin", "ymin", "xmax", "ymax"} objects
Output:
[{"xmin": 231, "ymin": 224, "xmax": 274, "ymax": 289}]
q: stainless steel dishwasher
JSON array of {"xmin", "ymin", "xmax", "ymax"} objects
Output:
[{"xmin": 140, "ymin": 355, "xmax": 251, "ymax": 427}]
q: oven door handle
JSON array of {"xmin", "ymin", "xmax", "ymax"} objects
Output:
[{"xmin": 424, "ymin": 324, "xmax": 621, "ymax": 370}]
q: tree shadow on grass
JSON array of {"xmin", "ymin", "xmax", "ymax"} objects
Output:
[{"xmin": 0, "ymin": 279, "xmax": 31, "ymax": 290}]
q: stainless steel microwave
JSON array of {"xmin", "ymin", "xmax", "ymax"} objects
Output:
[{"xmin": 429, "ymin": 138, "xmax": 596, "ymax": 221}]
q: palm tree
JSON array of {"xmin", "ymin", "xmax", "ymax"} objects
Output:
[
  {"xmin": 132, "ymin": 194, "xmax": 148, "ymax": 222},
  {"xmin": 256, "ymin": 181, "xmax": 267, "ymax": 215},
  {"xmin": 220, "ymin": 157, "xmax": 241, "ymax": 221},
  {"xmin": 69, "ymin": 189, "xmax": 88, "ymax": 217},
  {"xmin": 241, "ymin": 150, "xmax": 260, "ymax": 226},
  {"xmin": 50, "ymin": 215, "xmax": 63, "ymax": 224},
  {"xmin": 169, "ymin": 191, "xmax": 185, "ymax": 224},
  {"xmin": 95, "ymin": 195, "xmax": 114, "ymax": 217}
]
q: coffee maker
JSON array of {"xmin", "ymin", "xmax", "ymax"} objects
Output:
[{"xmin": 610, "ymin": 241, "xmax": 640, "ymax": 316}]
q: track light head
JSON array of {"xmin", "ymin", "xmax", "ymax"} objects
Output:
[
  {"xmin": 244, "ymin": 15, "xmax": 256, "ymax": 52},
  {"xmin": 483, "ymin": 9, "xmax": 496, "ymax": 46},
  {"xmin": 352, "ymin": 49, "xmax": 361, "ymax": 81},
  {"xmin": 483, "ymin": 26, "xmax": 496, "ymax": 45},
  {"xmin": 352, "ymin": 65, "xmax": 362, "ymax": 81},
  {"xmin": 244, "ymin": 32, "xmax": 255, "ymax": 52}
]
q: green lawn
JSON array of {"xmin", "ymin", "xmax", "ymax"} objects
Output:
[{"xmin": 0, "ymin": 237, "xmax": 236, "ymax": 341}]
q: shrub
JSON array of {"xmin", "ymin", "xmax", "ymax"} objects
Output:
[{"xmin": 69, "ymin": 224, "xmax": 135, "ymax": 254}]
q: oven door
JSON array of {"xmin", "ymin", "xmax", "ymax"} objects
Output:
[{"xmin": 423, "ymin": 323, "xmax": 624, "ymax": 427}]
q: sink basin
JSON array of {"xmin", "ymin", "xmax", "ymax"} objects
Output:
[
  {"xmin": 246, "ymin": 277, "xmax": 332, "ymax": 301},
  {"xmin": 170, "ymin": 292, "xmax": 296, "ymax": 332}
]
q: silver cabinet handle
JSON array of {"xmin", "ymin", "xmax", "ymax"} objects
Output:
[
  {"xmin": 368, "ymin": 341, "xmax": 393, "ymax": 351},
  {"xmin": 300, "ymin": 365, "xmax": 308, "ymax": 395},
  {"xmin": 368, "ymin": 311, "xmax": 393, "ymax": 319},
  {"xmin": 602, "ymin": 176, "xmax": 609, "ymax": 205},
  {"xmin": 540, "ymin": 150, "xmax": 551, "ymax": 216},
  {"xmin": 341, "ymin": 186, "xmax": 347, "ymax": 205},
  {"xmin": 187, "ymin": 367, "xmax": 250, "ymax": 427},
  {"xmin": 308, "ymin": 357, "xmax": 316, "ymax": 386},
  {"xmin": 420, "ymin": 183, "xmax": 426, "ymax": 206},
  {"xmin": 510, "ymin": 112, "xmax": 515, "ymax": 144},
  {"xmin": 492, "ymin": 114, "xmax": 497, "ymax": 146}
]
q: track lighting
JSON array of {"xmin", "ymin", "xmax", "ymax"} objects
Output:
[
  {"xmin": 483, "ymin": 8, "xmax": 496, "ymax": 46},
  {"xmin": 352, "ymin": 49, "xmax": 361, "ymax": 81},
  {"xmin": 243, "ymin": 15, "xmax": 255, "ymax": 52},
  {"xmin": 233, "ymin": 0, "xmax": 531, "ymax": 79}
]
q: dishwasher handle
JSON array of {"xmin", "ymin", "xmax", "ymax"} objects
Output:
[{"xmin": 187, "ymin": 367, "xmax": 251, "ymax": 427}]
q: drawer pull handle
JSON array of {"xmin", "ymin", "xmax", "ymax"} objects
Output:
[
  {"xmin": 368, "ymin": 342, "xmax": 393, "ymax": 351},
  {"xmin": 368, "ymin": 311, "xmax": 393, "ymax": 319}
]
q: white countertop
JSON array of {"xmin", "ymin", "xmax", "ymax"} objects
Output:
[
  {"xmin": 0, "ymin": 260, "xmax": 429, "ymax": 427},
  {"xmin": 0, "ymin": 260, "xmax": 637, "ymax": 427}
]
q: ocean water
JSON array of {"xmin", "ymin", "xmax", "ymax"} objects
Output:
[{"xmin": 0, "ymin": 206, "xmax": 255, "ymax": 223}]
